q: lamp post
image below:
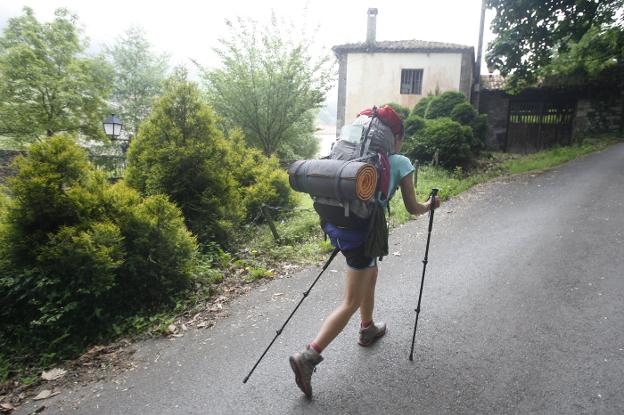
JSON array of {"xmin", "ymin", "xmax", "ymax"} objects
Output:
[
  {"xmin": 103, "ymin": 114, "xmax": 123, "ymax": 139},
  {"xmin": 103, "ymin": 114, "xmax": 130, "ymax": 154}
]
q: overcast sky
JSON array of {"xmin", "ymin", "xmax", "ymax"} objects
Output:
[{"xmin": 0, "ymin": 0, "xmax": 496, "ymax": 75}]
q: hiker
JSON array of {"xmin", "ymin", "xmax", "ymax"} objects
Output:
[{"xmin": 289, "ymin": 118, "xmax": 440, "ymax": 399}]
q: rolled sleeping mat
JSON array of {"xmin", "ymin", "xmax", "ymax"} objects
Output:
[{"xmin": 288, "ymin": 159, "xmax": 377, "ymax": 201}]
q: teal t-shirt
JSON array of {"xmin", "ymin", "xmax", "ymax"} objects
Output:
[{"xmin": 386, "ymin": 154, "xmax": 415, "ymax": 203}]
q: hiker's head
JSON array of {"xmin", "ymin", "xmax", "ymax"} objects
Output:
[{"xmin": 394, "ymin": 133, "xmax": 404, "ymax": 153}]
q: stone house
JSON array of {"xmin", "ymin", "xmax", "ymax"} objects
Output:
[{"xmin": 332, "ymin": 8, "xmax": 475, "ymax": 133}]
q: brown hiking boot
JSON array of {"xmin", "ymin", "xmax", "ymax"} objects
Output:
[
  {"xmin": 289, "ymin": 346, "xmax": 323, "ymax": 399},
  {"xmin": 358, "ymin": 321, "xmax": 387, "ymax": 347}
]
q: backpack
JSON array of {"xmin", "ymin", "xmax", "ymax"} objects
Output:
[{"xmin": 288, "ymin": 105, "xmax": 403, "ymax": 257}]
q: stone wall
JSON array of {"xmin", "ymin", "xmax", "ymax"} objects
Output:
[
  {"xmin": 574, "ymin": 91, "xmax": 623, "ymax": 138},
  {"xmin": 478, "ymin": 91, "xmax": 509, "ymax": 150}
]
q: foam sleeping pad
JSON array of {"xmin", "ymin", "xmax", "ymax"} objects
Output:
[{"xmin": 287, "ymin": 159, "xmax": 377, "ymax": 201}]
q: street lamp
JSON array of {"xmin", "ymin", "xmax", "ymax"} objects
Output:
[{"xmin": 103, "ymin": 114, "xmax": 123, "ymax": 139}]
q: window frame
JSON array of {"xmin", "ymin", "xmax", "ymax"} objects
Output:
[{"xmin": 400, "ymin": 69, "xmax": 424, "ymax": 95}]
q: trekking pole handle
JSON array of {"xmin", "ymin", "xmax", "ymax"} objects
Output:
[{"xmin": 430, "ymin": 188, "xmax": 439, "ymax": 212}]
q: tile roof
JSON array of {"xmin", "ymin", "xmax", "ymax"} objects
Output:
[
  {"xmin": 480, "ymin": 74, "xmax": 506, "ymax": 90},
  {"xmin": 332, "ymin": 40, "xmax": 474, "ymax": 54}
]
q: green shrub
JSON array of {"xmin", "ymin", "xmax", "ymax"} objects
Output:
[
  {"xmin": 411, "ymin": 95, "xmax": 435, "ymax": 117},
  {"xmin": 471, "ymin": 113, "xmax": 488, "ymax": 153},
  {"xmin": 405, "ymin": 118, "xmax": 473, "ymax": 168},
  {"xmin": 404, "ymin": 114, "xmax": 426, "ymax": 138},
  {"xmin": 225, "ymin": 131, "xmax": 298, "ymax": 221},
  {"xmin": 113, "ymin": 193, "xmax": 196, "ymax": 307},
  {"xmin": 450, "ymin": 102, "xmax": 477, "ymax": 125},
  {"xmin": 0, "ymin": 135, "xmax": 196, "ymax": 363},
  {"xmin": 425, "ymin": 91, "xmax": 467, "ymax": 119},
  {"xmin": 125, "ymin": 70, "xmax": 242, "ymax": 244},
  {"xmin": 383, "ymin": 102, "xmax": 410, "ymax": 120}
]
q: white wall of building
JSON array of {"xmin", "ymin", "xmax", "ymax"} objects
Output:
[{"xmin": 344, "ymin": 52, "xmax": 463, "ymax": 121}]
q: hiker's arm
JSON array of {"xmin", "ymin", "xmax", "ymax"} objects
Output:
[{"xmin": 400, "ymin": 173, "xmax": 439, "ymax": 215}]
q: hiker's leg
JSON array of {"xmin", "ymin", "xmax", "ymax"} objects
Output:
[
  {"xmin": 312, "ymin": 266, "xmax": 377, "ymax": 351},
  {"xmin": 359, "ymin": 265, "xmax": 378, "ymax": 324}
]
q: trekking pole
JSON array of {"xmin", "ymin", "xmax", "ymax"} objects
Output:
[
  {"xmin": 409, "ymin": 188, "xmax": 439, "ymax": 361},
  {"xmin": 243, "ymin": 247, "xmax": 340, "ymax": 383}
]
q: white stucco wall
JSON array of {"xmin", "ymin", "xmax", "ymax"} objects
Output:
[{"xmin": 344, "ymin": 52, "xmax": 463, "ymax": 121}]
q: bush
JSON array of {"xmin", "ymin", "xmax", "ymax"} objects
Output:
[
  {"xmin": 226, "ymin": 131, "xmax": 298, "ymax": 220},
  {"xmin": 450, "ymin": 102, "xmax": 477, "ymax": 125},
  {"xmin": 425, "ymin": 91, "xmax": 467, "ymax": 119},
  {"xmin": 404, "ymin": 114, "xmax": 427, "ymax": 138},
  {"xmin": 471, "ymin": 113, "xmax": 488, "ymax": 153},
  {"xmin": 405, "ymin": 118, "xmax": 473, "ymax": 168},
  {"xmin": 125, "ymin": 70, "xmax": 243, "ymax": 244},
  {"xmin": 0, "ymin": 135, "xmax": 196, "ymax": 363},
  {"xmin": 383, "ymin": 102, "xmax": 410, "ymax": 120},
  {"xmin": 411, "ymin": 95, "xmax": 435, "ymax": 117}
]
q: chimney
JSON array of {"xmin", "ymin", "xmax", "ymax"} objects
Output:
[{"xmin": 366, "ymin": 8, "xmax": 378, "ymax": 45}]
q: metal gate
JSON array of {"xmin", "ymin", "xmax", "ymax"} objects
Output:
[{"xmin": 505, "ymin": 98, "xmax": 576, "ymax": 153}]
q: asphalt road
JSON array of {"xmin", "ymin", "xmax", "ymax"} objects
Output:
[{"xmin": 19, "ymin": 143, "xmax": 624, "ymax": 414}]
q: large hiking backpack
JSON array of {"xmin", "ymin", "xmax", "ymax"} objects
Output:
[{"xmin": 288, "ymin": 105, "xmax": 403, "ymax": 230}]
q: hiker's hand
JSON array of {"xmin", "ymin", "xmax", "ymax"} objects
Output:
[{"xmin": 426, "ymin": 196, "xmax": 441, "ymax": 211}]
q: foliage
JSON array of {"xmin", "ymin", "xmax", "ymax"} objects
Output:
[
  {"xmin": 107, "ymin": 26, "xmax": 169, "ymax": 136},
  {"xmin": 404, "ymin": 114, "xmax": 426, "ymax": 137},
  {"xmin": 404, "ymin": 118, "xmax": 473, "ymax": 168},
  {"xmin": 539, "ymin": 25, "xmax": 624, "ymax": 87},
  {"xmin": 201, "ymin": 14, "xmax": 333, "ymax": 158},
  {"xmin": 425, "ymin": 91, "xmax": 467, "ymax": 119},
  {"xmin": 411, "ymin": 95, "xmax": 435, "ymax": 117},
  {"xmin": 383, "ymin": 102, "xmax": 410, "ymax": 121},
  {"xmin": 125, "ymin": 69, "xmax": 242, "ymax": 244},
  {"xmin": 274, "ymin": 110, "xmax": 319, "ymax": 160},
  {"xmin": 0, "ymin": 7, "xmax": 112, "ymax": 145},
  {"xmin": 0, "ymin": 134, "xmax": 196, "ymax": 365},
  {"xmin": 485, "ymin": 0, "xmax": 623, "ymax": 89},
  {"xmin": 471, "ymin": 114, "xmax": 488, "ymax": 151},
  {"xmin": 225, "ymin": 131, "xmax": 298, "ymax": 220},
  {"xmin": 450, "ymin": 102, "xmax": 477, "ymax": 125}
]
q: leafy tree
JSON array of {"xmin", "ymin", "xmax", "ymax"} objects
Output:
[
  {"xmin": 107, "ymin": 26, "xmax": 169, "ymax": 136},
  {"xmin": 200, "ymin": 15, "xmax": 333, "ymax": 158},
  {"xmin": 540, "ymin": 25, "xmax": 624, "ymax": 85},
  {"xmin": 125, "ymin": 69, "xmax": 243, "ymax": 243},
  {"xmin": 0, "ymin": 8, "xmax": 112, "ymax": 145},
  {"xmin": 486, "ymin": 0, "xmax": 623, "ymax": 89}
]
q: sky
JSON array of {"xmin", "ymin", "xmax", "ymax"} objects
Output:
[{"xmin": 0, "ymin": 0, "xmax": 496, "ymax": 74}]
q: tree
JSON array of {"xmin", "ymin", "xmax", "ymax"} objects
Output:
[
  {"xmin": 540, "ymin": 25, "xmax": 624, "ymax": 85},
  {"xmin": 200, "ymin": 14, "xmax": 333, "ymax": 158},
  {"xmin": 125, "ymin": 69, "xmax": 243, "ymax": 244},
  {"xmin": 107, "ymin": 26, "xmax": 169, "ymax": 136},
  {"xmin": 486, "ymin": 0, "xmax": 623, "ymax": 89},
  {"xmin": 0, "ymin": 7, "xmax": 112, "ymax": 145}
]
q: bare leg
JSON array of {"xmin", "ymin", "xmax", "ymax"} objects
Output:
[
  {"xmin": 359, "ymin": 266, "xmax": 378, "ymax": 323},
  {"xmin": 312, "ymin": 266, "xmax": 377, "ymax": 351}
]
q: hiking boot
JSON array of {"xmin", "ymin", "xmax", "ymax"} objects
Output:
[
  {"xmin": 289, "ymin": 346, "xmax": 323, "ymax": 399},
  {"xmin": 358, "ymin": 321, "xmax": 387, "ymax": 347}
]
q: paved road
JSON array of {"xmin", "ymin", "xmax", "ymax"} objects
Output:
[{"xmin": 19, "ymin": 143, "xmax": 624, "ymax": 414}]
